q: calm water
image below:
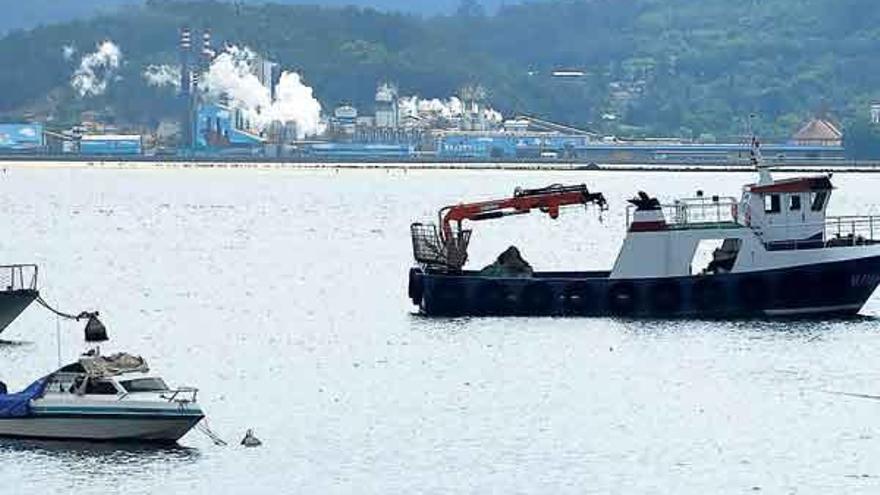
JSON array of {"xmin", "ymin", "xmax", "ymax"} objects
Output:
[{"xmin": 0, "ymin": 166, "xmax": 879, "ymax": 494}]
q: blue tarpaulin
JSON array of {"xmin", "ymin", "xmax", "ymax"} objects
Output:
[{"xmin": 0, "ymin": 377, "xmax": 48, "ymax": 418}]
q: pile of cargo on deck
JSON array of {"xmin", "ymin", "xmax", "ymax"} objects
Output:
[{"xmin": 479, "ymin": 246, "xmax": 533, "ymax": 278}]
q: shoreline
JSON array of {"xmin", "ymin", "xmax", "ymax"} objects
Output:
[{"xmin": 1, "ymin": 156, "xmax": 879, "ymax": 173}]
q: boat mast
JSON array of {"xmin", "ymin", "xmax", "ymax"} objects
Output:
[
  {"xmin": 748, "ymin": 115, "xmax": 773, "ymax": 186},
  {"xmin": 751, "ymin": 137, "xmax": 773, "ymax": 186}
]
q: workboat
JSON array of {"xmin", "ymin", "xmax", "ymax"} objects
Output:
[
  {"xmin": 0, "ymin": 264, "xmax": 38, "ymax": 333},
  {"xmin": 407, "ymin": 141, "xmax": 880, "ymax": 318},
  {"xmin": 0, "ymin": 351, "xmax": 204, "ymax": 443}
]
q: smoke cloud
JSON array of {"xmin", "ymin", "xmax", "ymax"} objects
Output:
[
  {"xmin": 143, "ymin": 64, "xmax": 181, "ymax": 89},
  {"xmin": 399, "ymin": 95, "xmax": 503, "ymax": 123},
  {"xmin": 200, "ymin": 45, "xmax": 324, "ymax": 138},
  {"xmin": 263, "ymin": 72, "xmax": 323, "ymax": 138},
  {"xmin": 71, "ymin": 41, "xmax": 122, "ymax": 98}
]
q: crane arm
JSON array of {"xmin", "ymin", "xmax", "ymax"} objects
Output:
[{"xmin": 439, "ymin": 184, "xmax": 607, "ymax": 241}]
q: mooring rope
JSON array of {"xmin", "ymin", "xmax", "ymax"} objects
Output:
[
  {"xmin": 819, "ymin": 389, "xmax": 880, "ymax": 401},
  {"xmin": 35, "ymin": 295, "xmax": 95, "ymax": 321},
  {"xmin": 196, "ymin": 418, "xmax": 228, "ymax": 446}
]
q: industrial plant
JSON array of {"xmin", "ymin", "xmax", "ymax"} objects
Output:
[{"xmin": 0, "ymin": 28, "xmax": 848, "ymax": 165}]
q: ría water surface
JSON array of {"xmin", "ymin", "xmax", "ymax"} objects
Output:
[{"xmin": 1, "ymin": 166, "xmax": 879, "ymax": 494}]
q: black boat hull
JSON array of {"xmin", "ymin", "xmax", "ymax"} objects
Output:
[
  {"xmin": 408, "ymin": 256, "xmax": 880, "ymax": 318},
  {"xmin": 0, "ymin": 290, "xmax": 38, "ymax": 332}
]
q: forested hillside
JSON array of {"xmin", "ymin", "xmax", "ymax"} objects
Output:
[
  {"xmin": 2, "ymin": 0, "xmax": 880, "ymax": 140},
  {"xmin": 0, "ymin": 0, "xmax": 510, "ymax": 34}
]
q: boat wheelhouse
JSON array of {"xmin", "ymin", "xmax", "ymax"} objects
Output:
[{"xmin": 407, "ymin": 144, "xmax": 880, "ymax": 318}]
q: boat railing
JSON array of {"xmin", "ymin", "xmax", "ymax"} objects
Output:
[
  {"xmin": 162, "ymin": 386, "xmax": 199, "ymax": 404},
  {"xmin": 626, "ymin": 196, "xmax": 739, "ymax": 227},
  {"xmin": 0, "ymin": 264, "xmax": 38, "ymax": 292},
  {"xmin": 411, "ymin": 222, "xmax": 470, "ymax": 270},
  {"xmin": 755, "ymin": 215, "xmax": 880, "ymax": 249}
]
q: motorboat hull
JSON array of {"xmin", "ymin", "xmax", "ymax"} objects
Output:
[
  {"xmin": 409, "ymin": 255, "xmax": 880, "ymax": 318},
  {"xmin": 0, "ymin": 411, "xmax": 203, "ymax": 443},
  {"xmin": 0, "ymin": 289, "xmax": 37, "ymax": 333}
]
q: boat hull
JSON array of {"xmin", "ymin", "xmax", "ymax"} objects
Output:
[
  {"xmin": 0, "ymin": 414, "xmax": 203, "ymax": 443},
  {"xmin": 409, "ymin": 255, "xmax": 880, "ymax": 318},
  {"xmin": 0, "ymin": 289, "xmax": 37, "ymax": 333}
]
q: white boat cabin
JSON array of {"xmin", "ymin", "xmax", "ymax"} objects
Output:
[{"xmin": 611, "ymin": 166, "xmax": 880, "ymax": 280}]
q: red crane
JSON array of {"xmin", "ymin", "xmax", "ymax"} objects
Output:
[
  {"xmin": 439, "ymin": 183, "xmax": 607, "ymax": 242},
  {"xmin": 412, "ymin": 184, "xmax": 607, "ymax": 270}
]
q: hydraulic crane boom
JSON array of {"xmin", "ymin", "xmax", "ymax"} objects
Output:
[{"xmin": 439, "ymin": 184, "xmax": 607, "ymax": 242}]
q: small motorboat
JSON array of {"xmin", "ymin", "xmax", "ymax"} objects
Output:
[{"xmin": 0, "ymin": 351, "xmax": 204, "ymax": 443}]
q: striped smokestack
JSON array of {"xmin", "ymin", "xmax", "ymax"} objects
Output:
[
  {"xmin": 201, "ymin": 30, "xmax": 214, "ymax": 66},
  {"xmin": 180, "ymin": 26, "xmax": 192, "ymax": 95}
]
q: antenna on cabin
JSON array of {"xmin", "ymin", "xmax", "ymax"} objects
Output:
[{"xmin": 748, "ymin": 114, "xmax": 773, "ymax": 186}]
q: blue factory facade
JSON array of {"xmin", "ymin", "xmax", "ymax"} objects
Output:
[
  {"xmin": 0, "ymin": 124, "xmax": 44, "ymax": 153},
  {"xmin": 438, "ymin": 134, "xmax": 589, "ymax": 159},
  {"xmin": 194, "ymin": 104, "xmax": 264, "ymax": 153},
  {"xmin": 436, "ymin": 134, "xmax": 845, "ymax": 163},
  {"xmin": 306, "ymin": 143, "xmax": 415, "ymax": 159},
  {"xmin": 79, "ymin": 135, "xmax": 143, "ymax": 155},
  {"xmin": 0, "ymin": 120, "xmax": 849, "ymax": 164}
]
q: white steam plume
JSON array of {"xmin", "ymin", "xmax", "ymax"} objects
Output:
[
  {"xmin": 263, "ymin": 72, "xmax": 323, "ymax": 138},
  {"xmin": 200, "ymin": 45, "xmax": 324, "ymax": 138},
  {"xmin": 71, "ymin": 41, "xmax": 122, "ymax": 98},
  {"xmin": 143, "ymin": 64, "xmax": 181, "ymax": 88},
  {"xmin": 399, "ymin": 94, "xmax": 503, "ymax": 122}
]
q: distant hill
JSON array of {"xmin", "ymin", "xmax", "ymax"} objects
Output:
[
  {"xmin": 1, "ymin": 0, "xmax": 879, "ymax": 140},
  {"xmin": 0, "ymin": 0, "xmax": 140, "ymax": 34}
]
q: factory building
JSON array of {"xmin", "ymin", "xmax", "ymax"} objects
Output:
[
  {"xmin": 306, "ymin": 143, "xmax": 415, "ymax": 159},
  {"xmin": 195, "ymin": 104, "xmax": 263, "ymax": 153},
  {"xmin": 79, "ymin": 134, "xmax": 143, "ymax": 155},
  {"xmin": 437, "ymin": 132, "xmax": 590, "ymax": 159},
  {"xmin": 792, "ymin": 118, "xmax": 843, "ymax": 147},
  {"xmin": 0, "ymin": 124, "xmax": 44, "ymax": 153},
  {"xmin": 571, "ymin": 142, "xmax": 844, "ymax": 164},
  {"xmin": 374, "ymin": 84, "xmax": 399, "ymax": 129},
  {"xmin": 327, "ymin": 104, "xmax": 358, "ymax": 141}
]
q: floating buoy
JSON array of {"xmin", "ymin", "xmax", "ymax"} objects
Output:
[
  {"xmin": 241, "ymin": 428, "xmax": 262, "ymax": 447},
  {"xmin": 83, "ymin": 313, "xmax": 108, "ymax": 342}
]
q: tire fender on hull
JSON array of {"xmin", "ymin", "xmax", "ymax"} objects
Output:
[
  {"xmin": 520, "ymin": 282, "xmax": 555, "ymax": 315},
  {"xmin": 475, "ymin": 280, "xmax": 517, "ymax": 315},
  {"xmin": 607, "ymin": 282, "xmax": 637, "ymax": 315},
  {"xmin": 562, "ymin": 282, "xmax": 593, "ymax": 316},
  {"xmin": 648, "ymin": 280, "xmax": 683, "ymax": 315}
]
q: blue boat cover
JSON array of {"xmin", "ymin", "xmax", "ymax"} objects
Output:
[{"xmin": 0, "ymin": 377, "xmax": 49, "ymax": 418}]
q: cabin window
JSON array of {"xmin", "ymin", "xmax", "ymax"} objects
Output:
[
  {"xmin": 789, "ymin": 195, "xmax": 802, "ymax": 211},
  {"xmin": 764, "ymin": 194, "xmax": 781, "ymax": 214},
  {"xmin": 120, "ymin": 378, "xmax": 169, "ymax": 393},
  {"xmin": 84, "ymin": 380, "xmax": 119, "ymax": 395},
  {"xmin": 811, "ymin": 191, "xmax": 828, "ymax": 212}
]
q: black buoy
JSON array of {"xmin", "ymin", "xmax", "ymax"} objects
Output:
[
  {"xmin": 241, "ymin": 429, "xmax": 262, "ymax": 447},
  {"xmin": 83, "ymin": 313, "xmax": 108, "ymax": 343}
]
